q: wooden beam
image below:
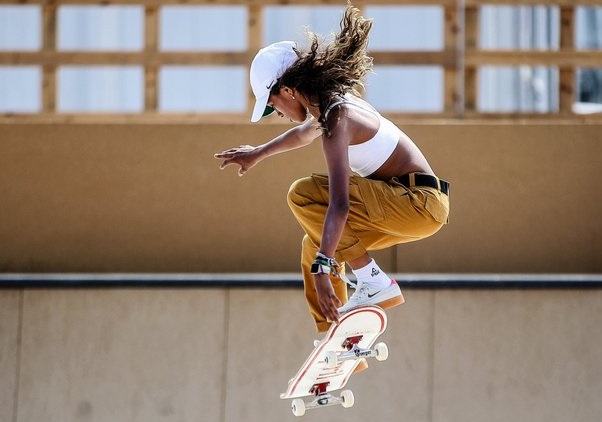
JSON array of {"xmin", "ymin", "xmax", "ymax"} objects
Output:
[
  {"xmin": 0, "ymin": 51, "xmax": 254, "ymax": 65},
  {"xmin": 370, "ymin": 51, "xmax": 457, "ymax": 67},
  {"xmin": 465, "ymin": 51, "xmax": 602, "ymax": 67},
  {"xmin": 0, "ymin": 51, "xmax": 463, "ymax": 67}
]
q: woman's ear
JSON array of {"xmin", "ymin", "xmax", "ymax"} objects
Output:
[{"xmin": 282, "ymin": 86, "xmax": 295, "ymax": 99}]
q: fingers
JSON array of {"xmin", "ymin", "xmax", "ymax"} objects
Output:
[
  {"xmin": 218, "ymin": 159, "xmax": 234, "ymax": 170},
  {"xmin": 214, "ymin": 149, "xmax": 236, "ymax": 158},
  {"xmin": 217, "ymin": 159, "xmax": 247, "ymax": 176},
  {"xmin": 214, "ymin": 145, "xmax": 252, "ymax": 159},
  {"xmin": 322, "ymin": 296, "xmax": 340, "ymax": 323},
  {"xmin": 314, "ymin": 275, "xmax": 341, "ymax": 323},
  {"xmin": 215, "ymin": 146, "xmax": 252, "ymax": 175}
]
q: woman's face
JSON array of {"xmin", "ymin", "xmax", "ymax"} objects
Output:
[{"xmin": 267, "ymin": 87, "xmax": 308, "ymax": 123}]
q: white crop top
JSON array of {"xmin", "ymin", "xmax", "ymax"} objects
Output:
[{"xmin": 323, "ymin": 95, "xmax": 401, "ymax": 177}]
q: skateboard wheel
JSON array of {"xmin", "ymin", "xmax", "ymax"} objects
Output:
[
  {"xmin": 291, "ymin": 398, "xmax": 306, "ymax": 417},
  {"xmin": 340, "ymin": 390, "xmax": 355, "ymax": 408},
  {"xmin": 324, "ymin": 351, "xmax": 338, "ymax": 368},
  {"xmin": 375, "ymin": 342, "xmax": 389, "ymax": 361}
]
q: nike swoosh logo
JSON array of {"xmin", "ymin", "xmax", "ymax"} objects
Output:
[
  {"xmin": 367, "ymin": 291, "xmax": 381, "ymax": 298},
  {"xmin": 266, "ymin": 80, "xmax": 276, "ymax": 90}
]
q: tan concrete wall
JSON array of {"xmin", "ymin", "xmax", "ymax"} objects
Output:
[
  {"xmin": 1, "ymin": 121, "xmax": 601, "ymax": 273},
  {"xmin": 0, "ymin": 290, "xmax": 20, "ymax": 422},
  {"xmin": 1, "ymin": 287, "xmax": 601, "ymax": 422}
]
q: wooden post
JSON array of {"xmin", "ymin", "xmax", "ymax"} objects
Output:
[
  {"xmin": 444, "ymin": 4, "xmax": 461, "ymax": 116},
  {"xmin": 42, "ymin": 3, "xmax": 57, "ymax": 113},
  {"xmin": 145, "ymin": 5, "xmax": 159, "ymax": 112},
  {"xmin": 559, "ymin": 6, "xmax": 575, "ymax": 115},
  {"xmin": 463, "ymin": 5, "xmax": 478, "ymax": 114},
  {"xmin": 247, "ymin": 4, "xmax": 263, "ymax": 118}
]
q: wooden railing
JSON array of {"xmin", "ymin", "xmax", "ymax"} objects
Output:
[{"xmin": 0, "ymin": 0, "xmax": 601, "ymax": 121}]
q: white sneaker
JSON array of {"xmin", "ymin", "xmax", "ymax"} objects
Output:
[{"xmin": 337, "ymin": 280, "xmax": 404, "ymax": 314}]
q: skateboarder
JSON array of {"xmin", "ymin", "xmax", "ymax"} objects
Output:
[{"xmin": 215, "ymin": 4, "xmax": 450, "ymax": 332}]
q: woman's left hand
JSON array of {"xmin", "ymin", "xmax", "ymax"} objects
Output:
[{"xmin": 214, "ymin": 144, "xmax": 261, "ymax": 176}]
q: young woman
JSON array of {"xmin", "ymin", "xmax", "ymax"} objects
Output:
[{"xmin": 215, "ymin": 5, "xmax": 450, "ymax": 333}]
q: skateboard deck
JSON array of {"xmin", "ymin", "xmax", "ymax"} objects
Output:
[{"xmin": 281, "ymin": 305, "xmax": 388, "ymax": 416}]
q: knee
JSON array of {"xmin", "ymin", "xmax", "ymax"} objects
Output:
[
  {"xmin": 301, "ymin": 234, "xmax": 317, "ymax": 252},
  {"xmin": 286, "ymin": 176, "xmax": 315, "ymax": 209}
]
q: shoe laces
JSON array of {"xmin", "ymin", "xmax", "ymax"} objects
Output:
[{"xmin": 348, "ymin": 282, "xmax": 371, "ymax": 303}]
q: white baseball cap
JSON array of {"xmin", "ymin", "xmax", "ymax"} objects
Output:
[{"xmin": 250, "ymin": 41, "xmax": 298, "ymax": 122}]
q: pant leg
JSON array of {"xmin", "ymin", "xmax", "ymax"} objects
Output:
[
  {"xmin": 287, "ymin": 174, "xmax": 370, "ymax": 265},
  {"xmin": 287, "ymin": 173, "xmax": 449, "ymax": 331},
  {"xmin": 288, "ymin": 173, "xmax": 449, "ymax": 258}
]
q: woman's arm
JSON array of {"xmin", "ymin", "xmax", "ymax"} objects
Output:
[
  {"xmin": 318, "ymin": 123, "xmax": 351, "ymax": 257},
  {"xmin": 214, "ymin": 117, "xmax": 320, "ymax": 176},
  {"xmin": 313, "ymin": 110, "xmax": 354, "ymax": 322}
]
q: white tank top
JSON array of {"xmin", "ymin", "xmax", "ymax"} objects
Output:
[{"xmin": 323, "ymin": 95, "xmax": 401, "ymax": 177}]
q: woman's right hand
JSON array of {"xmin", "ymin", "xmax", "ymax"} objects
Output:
[
  {"xmin": 214, "ymin": 145, "xmax": 262, "ymax": 176},
  {"xmin": 314, "ymin": 273, "xmax": 341, "ymax": 323}
]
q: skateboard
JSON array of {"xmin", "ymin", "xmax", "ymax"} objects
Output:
[{"xmin": 280, "ymin": 305, "xmax": 388, "ymax": 417}]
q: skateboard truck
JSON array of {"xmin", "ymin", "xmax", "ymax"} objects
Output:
[
  {"xmin": 324, "ymin": 336, "xmax": 389, "ymax": 369},
  {"xmin": 291, "ymin": 382, "xmax": 354, "ymax": 417}
]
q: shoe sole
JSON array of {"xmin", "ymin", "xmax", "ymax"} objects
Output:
[{"xmin": 376, "ymin": 291, "xmax": 405, "ymax": 310}]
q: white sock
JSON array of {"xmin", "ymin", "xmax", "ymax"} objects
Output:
[{"xmin": 351, "ymin": 259, "xmax": 391, "ymax": 289}]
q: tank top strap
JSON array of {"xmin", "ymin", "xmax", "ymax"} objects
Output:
[
  {"xmin": 323, "ymin": 100, "xmax": 380, "ymax": 124},
  {"xmin": 322, "ymin": 98, "xmax": 349, "ymax": 122}
]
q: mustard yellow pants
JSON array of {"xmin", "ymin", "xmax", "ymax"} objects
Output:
[{"xmin": 287, "ymin": 173, "xmax": 450, "ymax": 332}]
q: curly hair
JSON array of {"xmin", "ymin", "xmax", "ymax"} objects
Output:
[{"xmin": 277, "ymin": 3, "xmax": 374, "ymax": 129}]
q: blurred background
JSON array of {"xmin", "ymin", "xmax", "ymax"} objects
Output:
[
  {"xmin": 1, "ymin": 1, "xmax": 601, "ymax": 422},
  {"xmin": 1, "ymin": 3, "xmax": 601, "ymax": 113}
]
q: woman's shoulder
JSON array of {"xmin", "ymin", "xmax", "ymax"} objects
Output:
[
  {"xmin": 324, "ymin": 96, "xmax": 380, "ymax": 143},
  {"xmin": 324, "ymin": 94, "xmax": 374, "ymax": 119}
]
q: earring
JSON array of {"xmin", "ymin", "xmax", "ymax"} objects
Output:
[{"xmin": 292, "ymin": 95, "xmax": 295, "ymax": 100}]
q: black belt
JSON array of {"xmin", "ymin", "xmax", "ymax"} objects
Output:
[{"xmin": 398, "ymin": 173, "xmax": 450, "ymax": 196}]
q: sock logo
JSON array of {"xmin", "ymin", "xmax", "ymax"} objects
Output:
[{"xmin": 371, "ymin": 268, "xmax": 380, "ymax": 277}]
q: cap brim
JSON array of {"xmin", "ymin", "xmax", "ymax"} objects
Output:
[{"xmin": 251, "ymin": 93, "xmax": 270, "ymax": 123}]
